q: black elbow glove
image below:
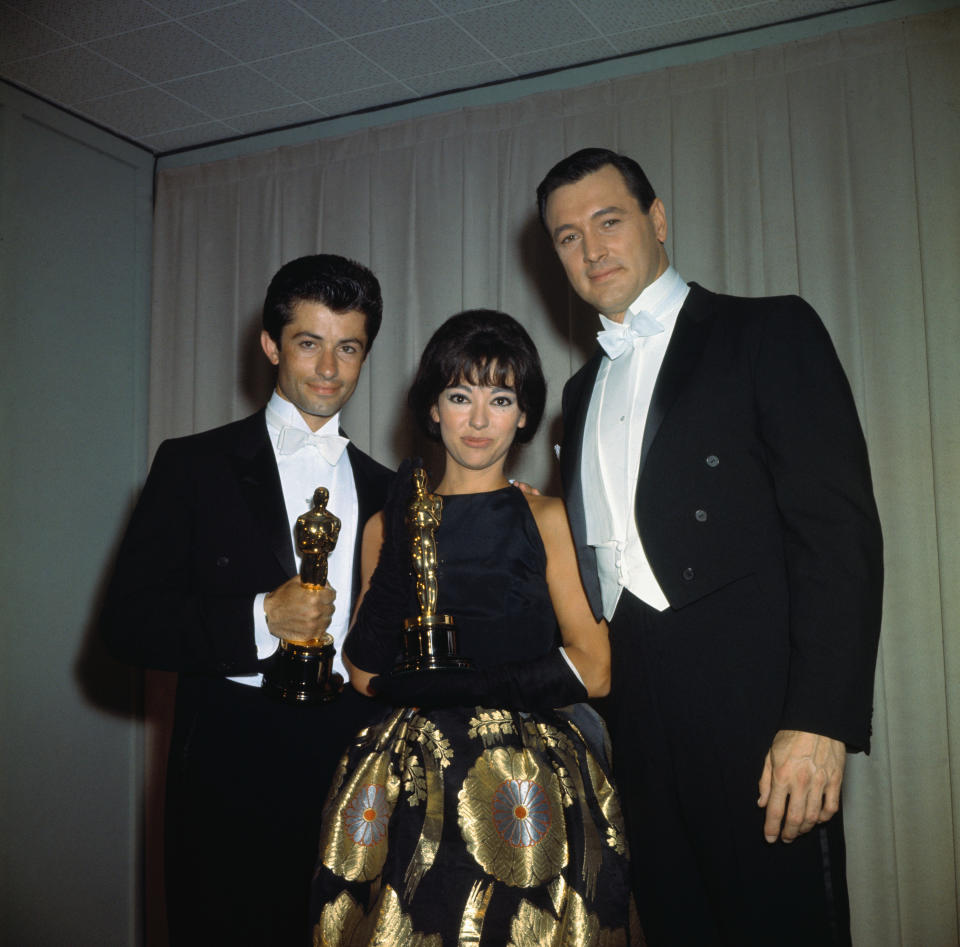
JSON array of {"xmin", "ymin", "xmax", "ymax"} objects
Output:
[{"xmin": 370, "ymin": 648, "xmax": 587, "ymax": 711}]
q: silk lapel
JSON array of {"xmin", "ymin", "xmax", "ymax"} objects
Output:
[
  {"xmin": 562, "ymin": 351, "xmax": 604, "ymax": 620},
  {"xmin": 562, "ymin": 351, "xmax": 603, "ymax": 528},
  {"xmin": 346, "ymin": 441, "xmax": 376, "ymax": 598},
  {"xmin": 233, "ymin": 411, "xmax": 296, "ymax": 578},
  {"xmin": 638, "ymin": 284, "xmax": 713, "ymax": 480}
]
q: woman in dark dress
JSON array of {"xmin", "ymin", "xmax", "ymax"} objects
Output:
[{"xmin": 311, "ymin": 310, "xmax": 641, "ymax": 946}]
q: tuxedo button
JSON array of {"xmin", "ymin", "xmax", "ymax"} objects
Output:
[
  {"xmin": 682, "ymin": 567, "xmax": 695, "ymax": 582},
  {"xmin": 216, "ymin": 556, "xmax": 230, "ymax": 567},
  {"xmin": 705, "ymin": 454, "xmax": 719, "ymax": 467},
  {"xmin": 695, "ymin": 509, "xmax": 708, "ymax": 522}
]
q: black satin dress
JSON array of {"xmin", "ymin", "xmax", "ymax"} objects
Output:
[{"xmin": 310, "ymin": 486, "xmax": 640, "ymax": 946}]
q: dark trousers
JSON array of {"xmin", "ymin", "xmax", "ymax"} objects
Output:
[
  {"xmin": 602, "ymin": 588, "xmax": 851, "ymax": 947},
  {"xmin": 164, "ymin": 677, "xmax": 380, "ymax": 946}
]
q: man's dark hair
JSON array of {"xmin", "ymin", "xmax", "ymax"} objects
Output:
[
  {"xmin": 536, "ymin": 147, "xmax": 657, "ymax": 230},
  {"xmin": 408, "ymin": 310, "xmax": 546, "ymax": 445},
  {"xmin": 262, "ymin": 254, "xmax": 383, "ymax": 351}
]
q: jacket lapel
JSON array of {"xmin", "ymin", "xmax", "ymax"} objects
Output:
[
  {"xmin": 562, "ymin": 351, "xmax": 605, "ymax": 620},
  {"xmin": 232, "ymin": 410, "xmax": 296, "ymax": 578},
  {"xmin": 346, "ymin": 441, "xmax": 379, "ymax": 597},
  {"xmin": 638, "ymin": 283, "xmax": 713, "ymax": 480}
]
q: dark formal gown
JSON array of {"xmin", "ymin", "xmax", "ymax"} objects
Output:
[{"xmin": 310, "ymin": 486, "xmax": 640, "ymax": 946}]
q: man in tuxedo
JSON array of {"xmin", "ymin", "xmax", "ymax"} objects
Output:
[
  {"xmin": 102, "ymin": 254, "xmax": 393, "ymax": 945},
  {"xmin": 537, "ymin": 148, "xmax": 883, "ymax": 945}
]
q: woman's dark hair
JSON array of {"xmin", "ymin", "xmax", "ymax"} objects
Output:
[
  {"xmin": 408, "ymin": 309, "xmax": 546, "ymax": 445},
  {"xmin": 262, "ymin": 253, "xmax": 383, "ymax": 351}
]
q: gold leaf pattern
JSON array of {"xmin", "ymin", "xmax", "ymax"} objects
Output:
[
  {"xmin": 584, "ymin": 750, "xmax": 628, "ymax": 857},
  {"xmin": 314, "ymin": 885, "xmax": 442, "ymax": 947},
  {"xmin": 606, "ymin": 825, "xmax": 627, "ymax": 857},
  {"xmin": 457, "ymin": 879, "xmax": 495, "ymax": 945},
  {"xmin": 529, "ymin": 720, "xmax": 603, "ymax": 899},
  {"xmin": 469, "ymin": 709, "xmax": 518, "ymax": 745},
  {"xmin": 402, "ymin": 758, "xmax": 427, "ymax": 806}
]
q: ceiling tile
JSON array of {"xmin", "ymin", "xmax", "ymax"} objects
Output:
[
  {"xmin": 3, "ymin": 45, "xmax": 144, "ymax": 104},
  {"xmin": 0, "ymin": 5, "xmax": 71, "ymax": 63},
  {"xmin": 349, "ymin": 18, "xmax": 491, "ymax": 79},
  {"xmin": 144, "ymin": 0, "xmax": 226, "ymax": 15},
  {"xmin": 429, "ymin": 0, "xmax": 505, "ymax": 13},
  {"xmin": 405, "ymin": 60, "xmax": 514, "ymax": 97},
  {"xmin": 163, "ymin": 65, "xmax": 299, "ymax": 118},
  {"xmin": 254, "ymin": 41, "xmax": 393, "ymax": 99},
  {"xmin": 78, "ymin": 84, "xmax": 213, "ymax": 136},
  {"xmin": 711, "ymin": 0, "xmax": 855, "ymax": 9},
  {"xmin": 719, "ymin": 0, "xmax": 856, "ymax": 30},
  {"xmin": 570, "ymin": 0, "xmax": 693, "ymax": 34},
  {"xmin": 311, "ymin": 81, "xmax": 417, "ymax": 116},
  {"xmin": 502, "ymin": 37, "xmax": 618, "ymax": 76},
  {"xmin": 3, "ymin": 0, "xmax": 167, "ymax": 42},
  {"xmin": 88, "ymin": 21, "xmax": 237, "ymax": 83},
  {"xmin": 184, "ymin": 0, "xmax": 335, "ymax": 61},
  {"xmin": 456, "ymin": 0, "xmax": 600, "ymax": 59},
  {"xmin": 224, "ymin": 102, "xmax": 325, "ymax": 134},
  {"xmin": 608, "ymin": 13, "xmax": 729, "ymax": 54},
  {"xmin": 297, "ymin": 0, "xmax": 433, "ymax": 37}
]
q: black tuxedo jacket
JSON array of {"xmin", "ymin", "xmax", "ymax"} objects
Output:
[
  {"xmin": 101, "ymin": 409, "xmax": 393, "ymax": 941},
  {"xmin": 102, "ymin": 408, "xmax": 392, "ymax": 677},
  {"xmin": 560, "ymin": 284, "xmax": 883, "ymax": 751}
]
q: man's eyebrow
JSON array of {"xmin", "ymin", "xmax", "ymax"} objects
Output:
[
  {"xmin": 291, "ymin": 330, "xmax": 365, "ymax": 346},
  {"xmin": 551, "ymin": 205, "xmax": 628, "ymax": 240}
]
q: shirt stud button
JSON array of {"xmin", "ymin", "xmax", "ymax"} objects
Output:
[
  {"xmin": 695, "ymin": 509, "xmax": 707, "ymax": 522},
  {"xmin": 706, "ymin": 454, "xmax": 719, "ymax": 467}
]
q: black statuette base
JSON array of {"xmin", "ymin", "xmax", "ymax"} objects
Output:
[
  {"xmin": 262, "ymin": 638, "xmax": 343, "ymax": 703},
  {"xmin": 395, "ymin": 614, "xmax": 474, "ymax": 674}
]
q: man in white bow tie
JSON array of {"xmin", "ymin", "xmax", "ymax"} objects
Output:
[
  {"xmin": 537, "ymin": 148, "xmax": 883, "ymax": 946},
  {"xmin": 102, "ymin": 254, "xmax": 393, "ymax": 945}
]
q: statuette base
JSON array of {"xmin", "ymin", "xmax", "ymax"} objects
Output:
[
  {"xmin": 396, "ymin": 615, "xmax": 473, "ymax": 673},
  {"xmin": 262, "ymin": 635, "xmax": 343, "ymax": 703}
]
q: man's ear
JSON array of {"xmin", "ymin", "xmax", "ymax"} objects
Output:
[
  {"xmin": 649, "ymin": 197, "xmax": 668, "ymax": 244},
  {"xmin": 260, "ymin": 330, "xmax": 280, "ymax": 365}
]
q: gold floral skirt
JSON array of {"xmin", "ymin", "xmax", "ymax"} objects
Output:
[{"xmin": 311, "ymin": 704, "xmax": 642, "ymax": 946}]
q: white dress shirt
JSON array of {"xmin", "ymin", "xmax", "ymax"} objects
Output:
[
  {"xmin": 229, "ymin": 391, "xmax": 358, "ymax": 685},
  {"xmin": 581, "ymin": 266, "xmax": 689, "ymax": 619}
]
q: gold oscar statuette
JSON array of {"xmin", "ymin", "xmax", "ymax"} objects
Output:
[
  {"xmin": 395, "ymin": 467, "xmax": 472, "ymax": 673},
  {"xmin": 262, "ymin": 486, "xmax": 344, "ymax": 703}
]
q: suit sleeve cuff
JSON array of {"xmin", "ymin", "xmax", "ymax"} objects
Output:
[{"xmin": 253, "ymin": 593, "xmax": 279, "ymax": 660}]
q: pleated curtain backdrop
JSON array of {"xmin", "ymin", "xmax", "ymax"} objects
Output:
[{"xmin": 150, "ymin": 9, "xmax": 959, "ymax": 945}]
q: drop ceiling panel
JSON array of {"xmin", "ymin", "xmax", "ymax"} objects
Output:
[
  {"xmin": 184, "ymin": 1, "xmax": 335, "ymax": 61},
  {"xmin": 0, "ymin": 0, "xmax": 880, "ymax": 155}
]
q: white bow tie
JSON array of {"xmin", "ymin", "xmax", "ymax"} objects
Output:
[
  {"xmin": 596, "ymin": 310, "xmax": 664, "ymax": 359},
  {"xmin": 276, "ymin": 426, "xmax": 349, "ymax": 465}
]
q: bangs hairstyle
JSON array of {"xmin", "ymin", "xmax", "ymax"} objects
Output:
[{"xmin": 408, "ymin": 309, "xmax": 546, "ymax": 445}]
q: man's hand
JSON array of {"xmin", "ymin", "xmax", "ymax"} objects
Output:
[
  {"xmin": 510, "ymin": 480, "xmax": 542, "ymax": 496},
  {"xmin": 263, "ymin": 575, "xmax": 335, "ymax": 644},
  {"xmin": 757, "ymin": 729, "xmax": 845, "ymax": 843}
]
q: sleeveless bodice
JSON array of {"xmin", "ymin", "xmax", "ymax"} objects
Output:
[{"xmin": 430, "ymin": 486, "xmax": 558, "ymax": 667}]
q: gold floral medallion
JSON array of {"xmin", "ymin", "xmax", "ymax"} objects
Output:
[{"xmin": 458, "ymin": 746, "xmax": 567, "ymax": 887}]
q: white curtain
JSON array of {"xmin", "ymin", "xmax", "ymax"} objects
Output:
[{"xmin": 150, "ymin": 9, "xmax": 960, "ymax": 945}]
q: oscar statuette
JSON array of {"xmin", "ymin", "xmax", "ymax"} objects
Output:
[
  {"xmin": 262, "ymin": 486, "xmax": 344, "ymax": 703},
  {"xmin": 395, "ymin": 467, "xmax": 472, "ymax": 673}
]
